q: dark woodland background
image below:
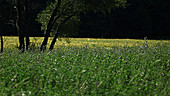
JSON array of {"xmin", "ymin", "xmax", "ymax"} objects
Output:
[{"xmin": 1, "ymin": 0, "xmax": 170, "ymax": 39}]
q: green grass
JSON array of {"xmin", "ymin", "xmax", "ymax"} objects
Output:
[
  {"xmin": 0, "ymin": 38, "xmax": 170, "ymax": 95},
  {"xmin": 2, "ymin": 36, "xmax": 169, "ymax": 49}
]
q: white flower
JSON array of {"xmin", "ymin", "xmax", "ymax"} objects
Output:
[
  {"xmin": 22, "ymin": 93, "xmax": 25, "ymax": 96},
  {"xmin": 29, "ymin": 91, "xmax": 31, "ymax": 95}
]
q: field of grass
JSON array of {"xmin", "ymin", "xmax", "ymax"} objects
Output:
[
  {"xmin": 0, "ymin": 37, "xmax": 169, "ymax": 95},
  {"xmin": 2, "ymin": 36, "xmax": 170, "ymax": 49}
]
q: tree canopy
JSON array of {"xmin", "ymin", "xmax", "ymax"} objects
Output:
[{"xmin": 38, "ymin": 0, "xmax": 127, "ymax": 51}]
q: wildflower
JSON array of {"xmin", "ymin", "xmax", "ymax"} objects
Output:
[
  {"xmin": 22, "ymin": 93, "xmax": 25, "ymax": 96},
  {"xmin": 54, "ymin": 68, "xmax": 58, "ymax": 71},
  {"xmin": 29, "ymin": 91, "xmax": 31, "ymax": 95},
  {"xmin": 81, "ymin": 70, "xmax": 86, "ymax": 73}
]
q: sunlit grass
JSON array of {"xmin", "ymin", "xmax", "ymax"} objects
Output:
[{"xmin": 1, "ymin": 36, "xmax": 170, "ymax": 50}]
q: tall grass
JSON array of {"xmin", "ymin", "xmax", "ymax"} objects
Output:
[
  {"xmin": 1, "ymin": 36, "xmax": 169, "ymax": 50},
  {"xmin": 0, "ymin": 38, "xmax": 169, "ymax": 95}
]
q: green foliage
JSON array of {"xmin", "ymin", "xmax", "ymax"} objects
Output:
[
  {"xmin": 37, "ymin": 0, "xmax": 82, "ymax": 35},
  {"xmin": 58, "ymin": 18, "xmax": 80, "ymax": 37},
  {"xmin": 82, "ymin": 0, "xmax": 127, "ymax": 12},
  {"xmin": 0, "ymin": 41, "xmax": 169, "ymax": 95},
  {"xmin": 28, "ymin": 39, "xmax": 41, "ymax": 51},
  {"xmin": 64, "ymin": 38, "xmax": 71, "ymax": 44},
  {"xmin": 37, "ymin": 0, "xmax": 127, "ymax": 37},
  {"xmin": 37, "ymin": 1, "xmax": 55, "ymax": 32}
]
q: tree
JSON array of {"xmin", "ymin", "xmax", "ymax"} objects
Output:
[
  {"xmin": 2, "ymin": 0, "xmax": 28, "ymax": 52},
  {"xmin": 39, "ymin": 0, "xmax": 127, "ymax": 51},
  {"xmin": 0, "ymin": 0, "xmax": 30, "ymax": 52},
  {"xmin": 1, "ymin": 0, "xmax": 55, "ymax": 52},
  {"xmin": 0, "ymin": 0, "xmax": 12, "ymax": 53},
  {"xmin": 0, "ymin": 36, "xmax": 3, "ymax": 53}
]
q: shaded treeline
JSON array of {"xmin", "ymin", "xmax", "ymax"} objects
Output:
[
  {"xmin": 1, "ymin": 0, "xmax": 169, "ymax": 40},
  {"xmin": 79, "ymin": 0, "xmax": 170, "ymax": 39},
  {"xmin": 1, "ymin": 0, "xmax": 120, "ymax": 52},
  {"xmin": 0, "ymin": 0, "xmax": 46, "ymax": 36},
  {"xmin": 0, "ymin": 0, "xmax": 54, "ymax": 52}
]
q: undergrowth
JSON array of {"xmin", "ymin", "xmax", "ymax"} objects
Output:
[{"xmin": 0, "ymin": 42, "xmax": 169, "ymax": 96}]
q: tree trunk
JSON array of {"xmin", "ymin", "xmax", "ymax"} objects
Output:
[
  {"xmin": 19, "ymin": 36, "xmax": 25, "ymax": 51},
  {"xmin": 13, "ymin": 5, "xmax": 25, "ymax": 52},
  {"xmin": 40, "ymin": 0, "xmax": 61, "ymax": 51},
  {"xmin": 49, "ymin": 28, "xmax": 59, "ymax": 51},
  {"xmin": 24, "ymin": 2, "xmax": 30, "ymax": 51},
  {"xmin": 49, "ymin": 14, "xmax": 74, "ymax": 51},
  {"xmin": 18, "ymin": 20, "xmax": 25, "ymax": 52},
  {"xmin": 40, "ymin": 34, "xmax": 49, "ymax": 51},
  {"xmin": 18, "ymin": 4, "xmax": 25, "ymax": 52},
  {"xmin": 26, "ymin": 36, "xmax": 30, "ymax": 50},
  {"xmin": 0, "ymin": 35, "xmax": 3, "ymax": 53}
]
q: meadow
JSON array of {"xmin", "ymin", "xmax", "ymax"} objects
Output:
[{"xmin": 0, "ymin": 37, "xmax": 169, "ymax": 95}]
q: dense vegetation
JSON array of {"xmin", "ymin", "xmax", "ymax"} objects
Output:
[
  {"xmin": 1, "ymin": 0, "xmax": 170, "ymax": 39},
  {"xmin": 0, "ymin": 39, "xmax": 169, "ymax": 95},
  {"xmin": 0, "ymin": 0, "xmax": 169, "ymax": 95},
  {"xmin": 1, "ymin": 0, "xmax": 125, "ymax": 51},
  {"xmin": 79, "ymin": 0, "xmax": 170, "ymax": 39}
]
